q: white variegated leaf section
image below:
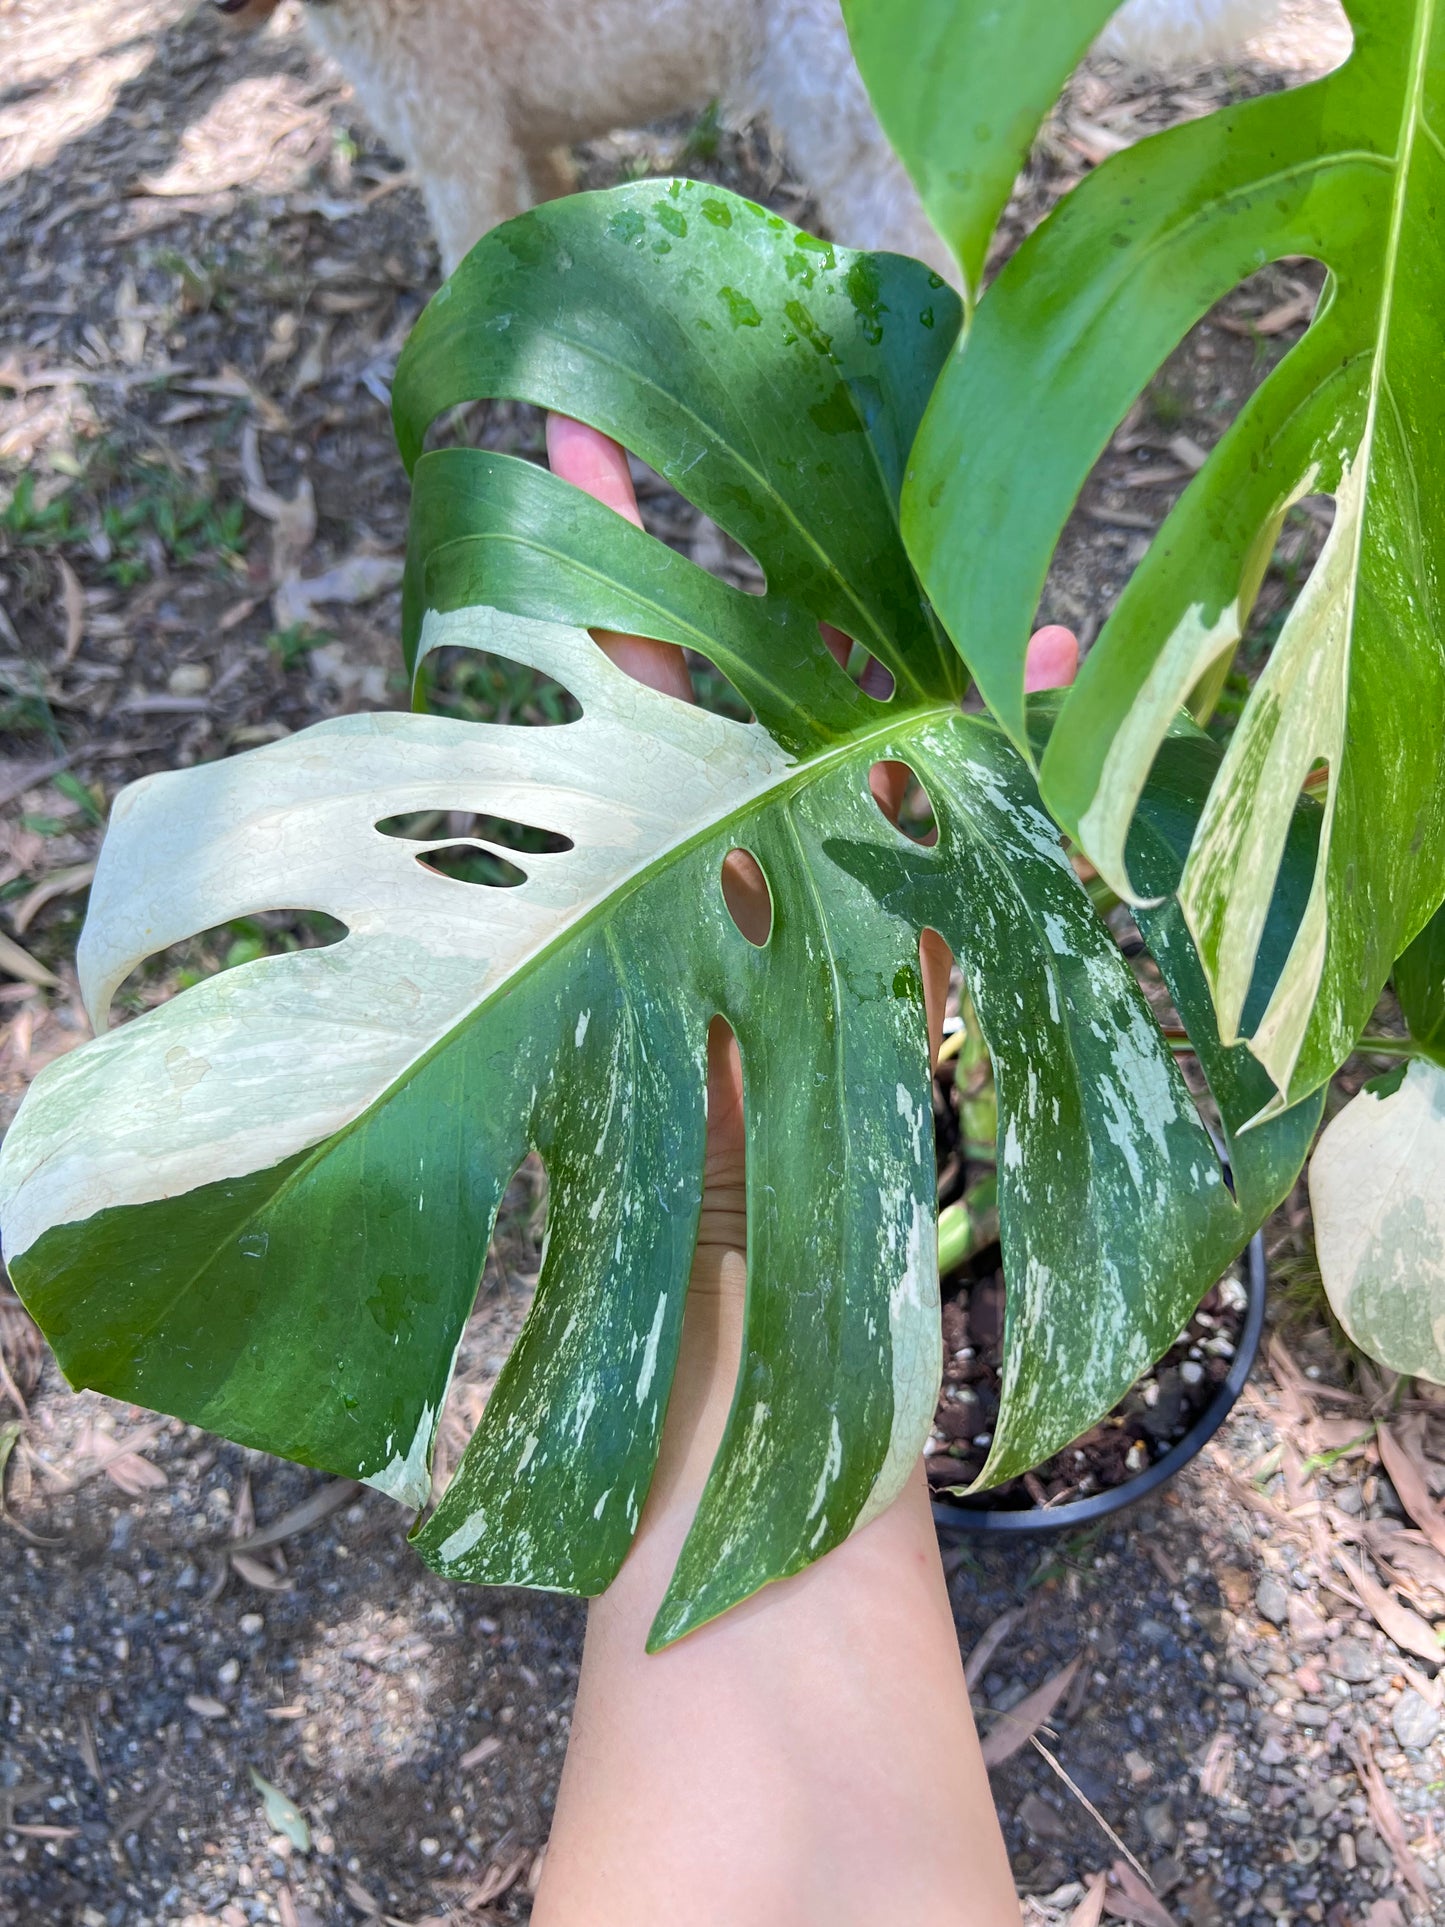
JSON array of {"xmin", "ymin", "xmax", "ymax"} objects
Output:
[
  {"xmin": 1309, "ymin": 1056, "xmax": 1445, "ymax": 1387},
  {"xmin": 1179, "ymin": 456, "xmax": 1362, "ymax": 1099},
  {"xmin": 0, "ymin": 608, "xmax": 791, "ymax": 1262}
]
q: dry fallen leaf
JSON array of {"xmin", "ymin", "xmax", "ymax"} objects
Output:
[
  {"xmin": 963, "ymin": 1606, "xmax": 1026, "ymax": 1693},
  {"xmin": 1344, "ymin": 1725, "xmax": 1430, "ymax": 1905},
  {"xmin": 1368, "ymin": 1525, "xmax": 1445, "ymax": 1600},
  {"xmin": 0, "ymin": 930, "xmax": 59, "ymax": 989},
  {"xmin": 463, "ymin": 1850, "xmax": 531, "ymax": 1908},
  {"xmin": 343, "ymin": 1876, "xmax": 382, "ymax": 1918},
  {"xmin": 1378, "ymin": 1421, "xmax": 1445, "ymax": 1560},
  {"xmin": 1337, "ymin": 1551, "xmax": 1445, "ymax": 1670},
  {"xmin": 226, "ymin": 1476, "xmax": 359, "ymax": 1555},
  {"xmin": 103, "ymin": 1449, "xmax": 168, "ymax": 1497},
  {"xmin": 240, "ymin": 422, "xmax": 316, "ymax": 590},
  {"xmin": 1217, "ymin": 284, "xmax": 1317, "ymax": 336},
  {"xmin": 272, "ymin": 554, "xmax": 405, "ymax": 631},
  {"xmin": 11, "ymin": 862, "xmax": 95, "ymax": 936},
  {"xmin": 1195, "ymin": 1730, "xmax": 1234, "ymax": 1801},
  {"xmin": 1307, "ymin": 1414, "xmax": 1375, "ymax": 1454},
  {"xmin": 1067, "ymin": 1873, "xmax": 1109, "ymax": 1927},
  {"xmin": 51, "ymin": 1419, "xmax": 167, "ymax": 1494},
  {"xmin": 981, "ymin": 1657, "xmax": 1082, "ymax": 1768},
  {"xmin": 231, "ymin": 1471, "xmax": 255, "ymax": 1542},
  {"xmin": 1103, "ymin": 1860, "xmax": 1177, "ymax": 1927},
  {"xmin": 54, "ymin": 554, "xmax": 84, "ymax": 664},
  {"xmin": 230, "ymin": 1551, "xmax": 294, "ymax": 1593},
  {"xmin": 1360, "ymin": 1902, "xmax": 1407, "ymax": 1927}
]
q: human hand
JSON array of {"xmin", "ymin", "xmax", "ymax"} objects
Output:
[{"xmin": 538, "ymin": 415, "xmax": 1067, "ymax": 1927}]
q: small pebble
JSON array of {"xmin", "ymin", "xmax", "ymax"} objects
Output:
[
  {"xmin": 239, "ymin": 1614, "xmax": 264, "ymax": 1636},
  {"xmin": 1256, "ymin": 1574, "xmax": 1290, "ymax": 1626},
  {"xmin": 167, "ymin": 663, "xmax": 211, "ymax": 697},
  {"xmin": 1390, "ymin": 1689, "xmax": 1442, "ymax": 1751},
  {"xmin": 1326, "ymin": 1637, "xmax": 1377, "ymax": 1684}
]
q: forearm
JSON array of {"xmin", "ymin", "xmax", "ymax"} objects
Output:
[{"xmin": 533, "ymin": 1243, "xmax": 1019, "ymax": 1927}]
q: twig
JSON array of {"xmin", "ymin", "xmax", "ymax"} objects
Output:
[
  {"xmin": 0, "ymin": 754, "xmax": 70, "ymax": 811},
  {"xmin": 0, "ymin": 1344, "xmax": 29, "ymax": 1421},
  {"xmin": 1031, "ymin": 1736, "xmax": 1153, "ymax": 1888}
]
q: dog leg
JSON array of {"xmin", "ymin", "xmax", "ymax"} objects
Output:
[
  {"xmin": 1098, "ymin": 0, "xmax": 1284, "ymax": 66},
  {"xmin": 741, "ymin": 0, "xmax": 954, "ymax": 283},
  {"xmin": 523, "ymin": 146, "xmax": 580, "ymax": 207},
  {"xmin": 305, "ymin": 5, "xmax": 538, "ymax": 271}
]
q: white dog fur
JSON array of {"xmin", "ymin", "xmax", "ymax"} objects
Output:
[{"xmin": 227, "ymin": 0, "xmax": 1280, "ymax": 274}]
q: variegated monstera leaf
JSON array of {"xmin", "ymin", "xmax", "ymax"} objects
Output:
[
  {"xmin": 850, "ymin": 0, "xmax": 1445, "ymax": 1114},
  {"xmin": 1, "ymin": 184, "xmax": 1318, "ymax": 1646}
]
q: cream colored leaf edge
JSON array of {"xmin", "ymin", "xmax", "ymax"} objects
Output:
[
  {"xmin": 1309, "ymin": 1056, "xmax": 1445, "ymax": 1387},
  {"xmin": 1178, "ymin": 453, "xmax": 1363, "ymax": 1101},
  {"xmin": 1074, "ymin": 472, "xmax": 1319, "ymax": 909}
]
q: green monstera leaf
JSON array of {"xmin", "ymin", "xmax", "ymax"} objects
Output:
[
  {"xmin": 858, "ymin": 0, "xmax": 1445, "ymax": 1113},
  {"xmin": 1, "ymin": 183, "xmax": 1316, "ymax": 1647}
]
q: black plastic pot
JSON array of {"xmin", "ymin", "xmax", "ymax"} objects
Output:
[{"xmin": 931, "ymin": 1227, "xmax": 1267, "ymax": 1538}]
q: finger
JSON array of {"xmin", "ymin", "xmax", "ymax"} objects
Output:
[
  {"xmin": 920, "ymin": 930, "xmax": 951, "ymax": 1068},
  {"xmin": 544, "ymin": 413, "xmax": 695, "ymax": 703},
  {"xmin": 1023, "ymin": 623, "xmax": 1079, "ymax": 693}
]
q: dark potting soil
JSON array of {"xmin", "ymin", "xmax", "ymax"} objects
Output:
[
  {"xmin": 926, "ymin": 1023, "xmax": 1249, "ymax": 1510},
  {"xmin": 924, "ymin": 1256, "xmax": 1249, "ymax": 1507}
]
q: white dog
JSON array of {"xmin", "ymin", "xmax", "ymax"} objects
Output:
[{"xmin": 220, "ymin": 0, "xmax": 1280, "ymax": 274}]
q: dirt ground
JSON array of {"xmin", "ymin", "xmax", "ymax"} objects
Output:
[{"xmin": 3, "ymin": 1, "xmax": 1443, "ymax": 1923}]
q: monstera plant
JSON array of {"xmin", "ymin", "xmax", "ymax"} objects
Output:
[{"xmin": 1, "ymin": 0, "xmax": 1440, "ymax": 1648}]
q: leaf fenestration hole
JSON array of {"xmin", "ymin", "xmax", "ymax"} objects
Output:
[
  {"xmin": 821, "ymin": 622, "xmax": 894, "ymax": 700},
  {"xmin": 377, "ymin": 811, "xmax": 573, "ymax": 855},
  {"xmin": 920, "ymin": 928, "xmax": 955, "ymax": 1069},
  {"xmin": 684, "ymin": 507, "xmax": 766, "ymax": 597},
  {"xmin": 110, "ymin": 910, "xmax": 348, "ymax": 1018},
  {"xmin": 869, "ymin": 760, "xmax": 937, "ymax": 846},
  {"xmin": 681, "ymin": 648, "xmax": 755, "ymax": 724},
  {"xmin": 1034, "ymin": 258, "xmax": 1328, "ymax": 655},
  {"xmin": 427, "ymin": 1151, "xmax": 548, "ymax": 1507},
  {"xmin": 422, "ymin": 645, "xmax": 581, "ymax": 727},
  {"xmin": 416, "ymin": 846, "xmax": 528, "ymax": 888},
  {"xmin": 1230, "ymin": 493, "xmax": 1335, "ymax": 709},
  {"xmin": 721, "ymin": 848, "xmax": 772, "ymax": 946}
]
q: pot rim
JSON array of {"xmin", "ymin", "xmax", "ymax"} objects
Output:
[{"xmin": 931, "ymin": 1227, "xmax": 1267, "ymax": 1538}]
